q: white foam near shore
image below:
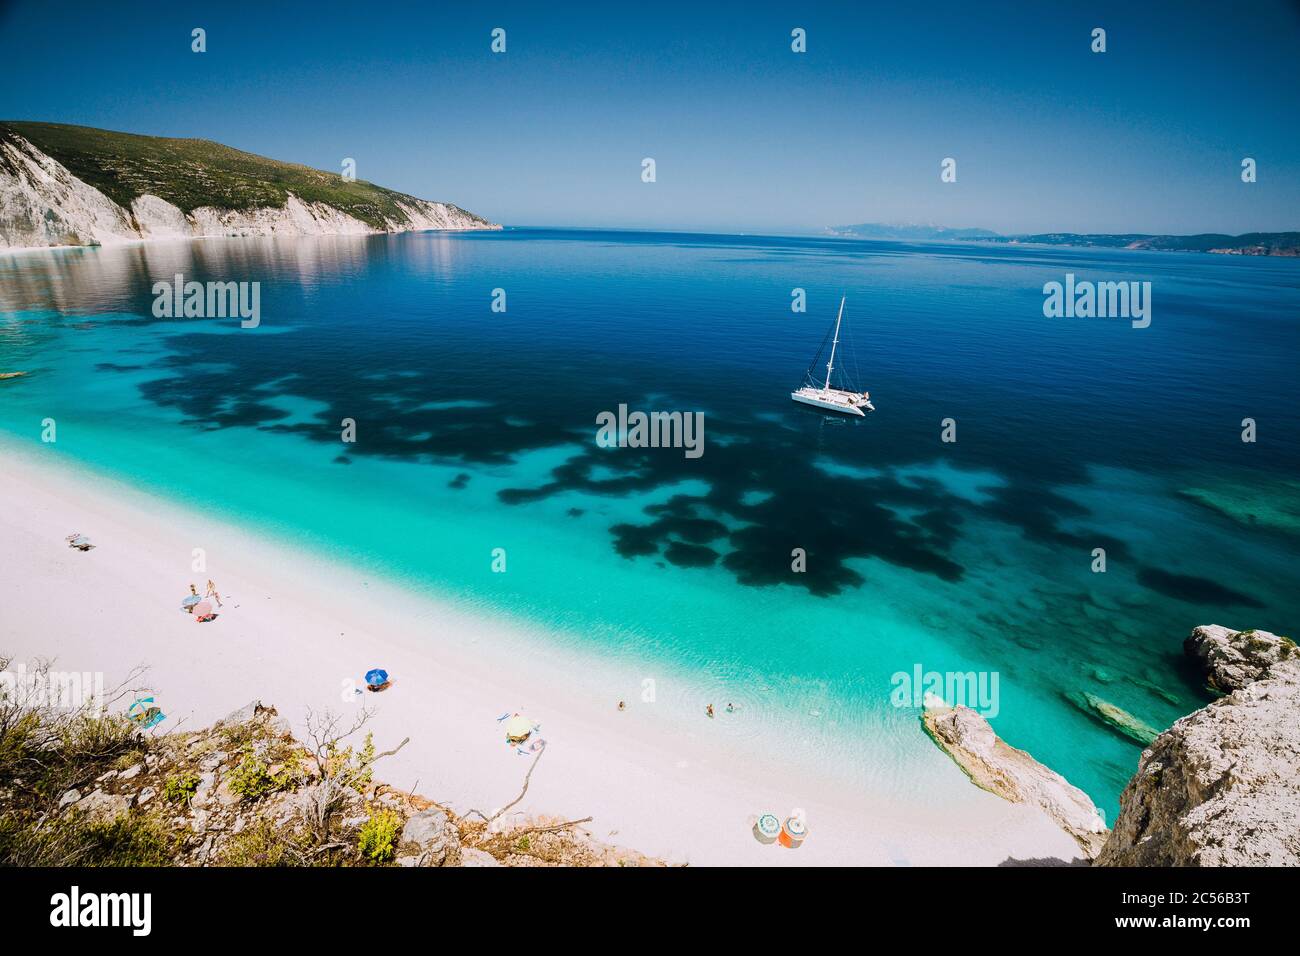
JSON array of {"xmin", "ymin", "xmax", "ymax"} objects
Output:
[{"xmin": 0, "ymin": 439, "xmax": 1083, "ymax": 865}]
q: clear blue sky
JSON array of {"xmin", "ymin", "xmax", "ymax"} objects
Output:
[{"xmin": 2, "ymin": 0, "xmax": 1297, "ymax": 235}]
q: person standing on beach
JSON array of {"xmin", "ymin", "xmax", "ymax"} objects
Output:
[{"xmin": 205, "ymin": 579, "xmax": 223, "ymax": 607}]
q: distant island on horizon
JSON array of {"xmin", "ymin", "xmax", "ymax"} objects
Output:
[{"xmin": 828, "ymin": 222, "xmax": 1300, "ymax": 257}]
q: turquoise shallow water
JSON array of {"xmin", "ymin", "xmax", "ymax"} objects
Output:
[{"xmin": 2, "ymin": 229, "xmax": 1298, "ymax": 820}]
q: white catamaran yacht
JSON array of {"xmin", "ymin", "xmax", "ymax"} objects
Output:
[{"xmin": 790, "ymin": 296, "xmax": 874, "ymax": 416}]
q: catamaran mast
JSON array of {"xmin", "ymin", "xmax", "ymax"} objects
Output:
[{"xmin": 824, "ymin": 296, "xmax": 845, "ymax": 390}]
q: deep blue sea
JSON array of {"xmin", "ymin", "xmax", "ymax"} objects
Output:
[{"xmin": 3, "ymin": 228, "xmax": 1298, "ymax": 819}]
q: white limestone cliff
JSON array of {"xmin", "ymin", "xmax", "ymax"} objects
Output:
[
  {"xmin": 1096, "ymin": 626, "xmax": 1300, "ymax": 866},
  {"xmin": 1, "ymin": 132, "xmax": 497, "ymax": 253},
  {"xmin": 922, "ymin": 701, "xmax": 1110, "ymax": 859}
]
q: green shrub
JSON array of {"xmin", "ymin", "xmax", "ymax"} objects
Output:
[
  {"xmin": 357, "ymin": 809, "xmax": 402, "ymax": 863},
  {"xmin": 218, "ymin": 721, "xmax": 260, "ymax": 751},
  {"xmin": 0, "ymin": 710, "xmax": 41, "ymax": 779},
  {"xmin": 219, "ymin": 820, "xmax": 309, "ymax": 867},
  {"xmin": 163, "ymin": 771, "xmax": 201, "ymax": 804},
  {"xmin": 58, "ymin": 714, "xmax": 139, "ymax": 764},
  {"xmin": 227, "ymin": 755, "xmax": 290, "ymax": 801},
  {"xmin": 0, "ymin": 706, "xmax": 140, "ymax": 801},
  {"xmin": 325, "ymin": 732, "xmax": 376, "ymax": 790},
  {"xmin": 0, "ymin": 809, "xmax": 177, "ymax": 867},
  {"xmin": 77, "ymin": 812, "xmax": 179, "ymax": 866}
]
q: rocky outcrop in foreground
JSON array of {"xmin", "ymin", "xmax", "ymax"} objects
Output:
[
  {"xmin": 922, "ymin": 625, "xmax": 1300, "ymax": 866},
  {"xmin": 1181, "ymin": 623, "xmax": 1296, "ymax": 693},
  {"xmin": 7, "ymin": 700, "xmax": 661, "ymax": 867},
  {"xmin": 923, "ymin": 701, "xmax": 1110, "ymax": 858},
  {"xmin": 1096, "ymin": 626, "xmax": 1300, "ymax": 866}
]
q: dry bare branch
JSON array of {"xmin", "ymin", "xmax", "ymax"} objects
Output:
[{"xmin": 464, "ymin": 745, "xmax": 545, "ymax": 826}]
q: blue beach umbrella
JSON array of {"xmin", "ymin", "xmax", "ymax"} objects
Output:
[
  {"xmin": 365, "ymin": 668, "xmax": 389, "ymax": 688},
  {"xmin": 181, "ymin": 595, "xmax": 201, "ymax": 609}
]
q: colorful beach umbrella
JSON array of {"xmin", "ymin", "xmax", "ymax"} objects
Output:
[
  {"xmin": 504, "ymin": 714, "xmax": 533, "ymax": 741},
  {"xmin": 128, "ymin": 697, "xmax": 166, "ymax": 729},
  {"xmin": 365, "ymin": 668, "xmax": 389, "ymax": 687},
  {"xmin": 779, "ymin": 814, "xmax": 808, "ymax": 848},
  {"xmin": 753, "ymin": 812, "xmax": 781, "ymax": 845},
  {"xmin": 192, "ymin": 601, "xmax": 213, "ymax": 621}
]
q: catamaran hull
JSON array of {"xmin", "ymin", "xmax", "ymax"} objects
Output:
[{"xmin": 790, "ymin": 391, "xmax": 871, "ymax": 416}]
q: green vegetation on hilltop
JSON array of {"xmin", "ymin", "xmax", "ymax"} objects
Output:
[{"xmin": 0, "ymin": 121, "xmax": 489, "ymax": 230}]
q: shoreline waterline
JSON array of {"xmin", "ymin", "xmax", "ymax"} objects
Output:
[
  {"xmin": 5, "ymin": 226, "xmax": 1294, "ymax": 852},
  {"xmin": 0, "ymin": 436, "xmax": 1084, "ymax": 865}
]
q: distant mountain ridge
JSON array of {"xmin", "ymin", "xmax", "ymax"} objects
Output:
[
  {"xmin": 826, "ymin": 221, "xmax": 1299, "ymax": 257},
  {"xmin": 975, "ymin": 231, "xmax": 1300, "ymax": 256},
  {"xmin": 827, "ymin": 222, "xmax": 1000, "ymax": 241},
  {"xmin": 0, "ymin": 121, "xmax": 498, "ymax": 251}
]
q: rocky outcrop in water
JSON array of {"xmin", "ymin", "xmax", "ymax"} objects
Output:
[
  {"xmin": 1096, "ymin": 626, "xmax": 1300, "ymax": 866},
  {"xmin": 922, "ymin": 702, "xmax": 1110, "ymax": 858},
  {"xmin": 1066, "ymin": 691, "xmax": 1160, "ymax": 745}
]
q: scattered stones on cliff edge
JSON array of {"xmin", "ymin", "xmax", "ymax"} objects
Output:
[
  {"xmin": 74, "ymin": 789, "xmax": 131, "ymax": 822},
  {"xmin": 397, "ymin": 808, "xmax": 461, "ymax": 867},
  {"xmin": 458, "ymin": 847, "xmax": 502, "ymax": 867}
]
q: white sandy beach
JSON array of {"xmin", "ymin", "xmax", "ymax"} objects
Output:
[{"xmin": 0, "ymin": 439, "xmax": 1083, "ymax": 866}]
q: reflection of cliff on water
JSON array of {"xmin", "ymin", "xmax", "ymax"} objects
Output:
[{"xmin": 0, "ymin": 232, "xmax": 469, "ymax": 317}]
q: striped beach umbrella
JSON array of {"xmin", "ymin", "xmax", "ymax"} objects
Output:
[
  {"xmin": 753, "ymin": 812, "xmax": 782, "ymax": 845},
  {"xmin": 779, "ymin": 814, "xmax": 808, "ymax": 848}
]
